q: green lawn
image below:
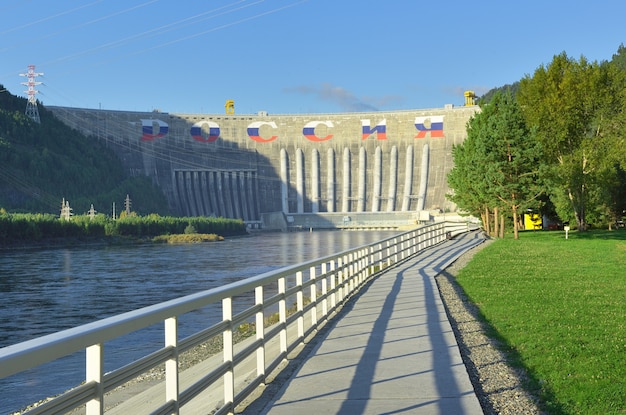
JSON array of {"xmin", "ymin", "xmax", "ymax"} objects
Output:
[{"xmin": 455, "ymin": 230, "xmax": 626, "ymax": 415}]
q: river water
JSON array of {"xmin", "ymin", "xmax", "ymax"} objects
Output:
[{"xmin": 0, "ymin": 230, "xmax": 399, "ymax": 414}]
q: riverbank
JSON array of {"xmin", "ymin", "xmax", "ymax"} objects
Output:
[
  {"xmin": 11, "ymin": 234, "xmax": 545, "ymax": 415},
  {"xmin": 0, "ymin": 233, "xmax": 227, "ymax": 251}
]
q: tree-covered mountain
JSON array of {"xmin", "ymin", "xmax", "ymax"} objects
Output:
[
  {"xmin": 478, "ymin": 82, "xmax": 520, "ymax": 105},
  {"xmin": 0, "ymin": 88, "xmax": 170, "ymax": 215}
]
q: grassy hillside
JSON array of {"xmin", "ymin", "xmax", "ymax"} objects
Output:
[{"xmin": 0, "ymin": 86, "xmax": 170, "ymax": 215}]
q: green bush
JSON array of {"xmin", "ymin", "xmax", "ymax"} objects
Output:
[{"xmin": 0, "ymin": 212, "xmax": 247, "ymax": 242}]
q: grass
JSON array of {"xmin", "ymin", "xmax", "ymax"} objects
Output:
[{"xmin": 455, "ymin": 229, "xmax": 626, "ymax": 415}]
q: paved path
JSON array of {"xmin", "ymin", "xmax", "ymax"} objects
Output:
[{"xmin": 252, "ymin": 230, "xmax": 486, "ymax": 415}]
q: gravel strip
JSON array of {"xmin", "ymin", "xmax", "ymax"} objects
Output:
[{"xmin": 436, "ymin": 236, "xmax": 546, "ymax": 415}]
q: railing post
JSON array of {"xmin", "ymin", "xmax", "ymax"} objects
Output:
[
  {"xmin": 165, "ymin": 317, "xmax": 179, "ymax": 414},
  {"xmin": 337, "ymin": 256, "xmax": 344, "ymax": 303},
  {"xmin": 296, "ymin": 271, "xmax": 304, "ymax": 340},
  {"xmin": 406, "ymin": 234, "xmax": 411, "ymax": 257},
  {"xmin": 363, "ymin": 248, "xmax": 369, "ymax": 281},
  {"xmin": 348, "ymin": 253, "xmax": 355, "ymax": 295},
  {"xmin": 366, "ymin": 247, "xmax": 372, "ymax": 279},
  {"xmin": 367, "ymin": 245, "xmax": 376, "ymax": 278},
  {"xmin": 393, "ymin": 237, "xmax": 399, "ymax": 263},
  {"xmin": 309, "ymin": 266, "xmax": 318, "ymax": 328},
  {"xmin": 355, "ymin": 251, "xmax": 360, "ymax": 289},
  {"xmin": 418, "ymin": 229, "xmax": 423, "ymax": 251},
  {"xmin": 321, "ymin": 262, "xmax": 328, "ymax": 318},
  {"xmin": 85, "ymin": 343, "xmax": 103, "ymax": 415},
  {"xmin": 329, "ymin": 260, "xmax": 337, "ymax": 311},
  {"xmin": 355, "ymin": 251, "xmax": 361, "ymax": 287},
  {"xmin": 404, "ymin": 234, "xmax": 410, "ymax": 258},
  {"xmin": 384, "ymin": 240, "xmax": 391, "ymax": 266},
  {"xmin": 354, "ymin": 252, "xmax": 359, "ymax": 291},
  {"xmin": 255, "ymin": 286, "xmax": 265, "ymax": 381},
  {"xmin": 222, "ymin": 297, "xmax": 234, "ymax": 415},
  {"xmin": 278, "ymin": 277, "xmax": 287, "ymax": 356}
]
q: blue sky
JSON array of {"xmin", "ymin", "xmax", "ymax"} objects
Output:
[{"xmin": 1, "ymin": 0, "xmax": 625, "ymax": 114}]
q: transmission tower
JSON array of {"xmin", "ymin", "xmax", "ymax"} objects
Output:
[
  {"xmin": 19, "ymin": 64, "xmax": 43, "ymax": 123},
  {"xmin": 124, "ymin": 194, "xmax": 132, "ymax": 215}
]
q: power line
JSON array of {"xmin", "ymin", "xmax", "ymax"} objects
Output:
[
  {"xmin": 0, "ymin": 0, "xmax": 105, "ymax": 36},
  {"xmin": 1, "ymin": 0, "xmax": 309, "ymax": 110},
  {"xmin": 0, "ymin": 0, "xmax": 160, "ymax": 54},
  {"xmin": 43, "ymin": 0, "xmax": 275, "ymax": 68}
]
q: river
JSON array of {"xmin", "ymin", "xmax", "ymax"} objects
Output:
[{"xmin": 0, "ymin": 230, "xmax": 399, "ymax": 414}]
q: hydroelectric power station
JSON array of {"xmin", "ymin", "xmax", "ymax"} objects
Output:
[{"xmin": 48, "ymin": 104, "xmax": 478, "ymax": 229}]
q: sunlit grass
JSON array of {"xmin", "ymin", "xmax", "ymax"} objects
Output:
[{"xmin": 456, "ymin": 230, "xmax": 626, "ymax": 415}]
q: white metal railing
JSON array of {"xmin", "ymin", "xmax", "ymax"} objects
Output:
[{"xmin": 0, "ymin": 222, "xmax": 470, "ymax": 415}]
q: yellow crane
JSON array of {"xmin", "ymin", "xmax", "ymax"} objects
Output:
[
  {"xmin": 464, "ymin": 91, "xmax": 476, "ymax": 106},
  {"xmin": 225, "ymin": 99, "xmax": 235, "ymax": 114}
]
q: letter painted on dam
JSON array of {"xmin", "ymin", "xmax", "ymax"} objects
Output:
[
  {"xmin": 190, "ymin": 121, "xmax": 220, "ymax": 142},
  {"xmin": 140, "ymin": 119, "xmax": 168, "ymax": 141},
  {"xmin": 137, "ymin": 116, "xmax": 446, "ymax": 143}
]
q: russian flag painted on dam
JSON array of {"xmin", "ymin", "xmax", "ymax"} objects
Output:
[{"xmin": 415, "ymin": 116, "xmax": 444, "ymax": 138}]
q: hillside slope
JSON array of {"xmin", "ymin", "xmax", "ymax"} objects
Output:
[{"xmin": 0, "ymin": 87, "xmax": 170, "ymax": 215}]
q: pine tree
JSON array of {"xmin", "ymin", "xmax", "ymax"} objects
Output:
[{"xmin": 448, "ymin": 91, "xmax": 544, "ymax": 239}]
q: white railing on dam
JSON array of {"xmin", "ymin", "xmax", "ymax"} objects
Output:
[{"xmin": 0, "ymin": 222, "xmax": 471, "ymax": 415}]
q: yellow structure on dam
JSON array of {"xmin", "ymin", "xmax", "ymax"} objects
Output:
[{"xmin": 48, "ymin": 104, "xmax": 478, "ymax": 227}]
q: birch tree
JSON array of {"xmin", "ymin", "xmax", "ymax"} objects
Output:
[{"xmin": 518, "ymin": 52, "xmax": 626, "ymax": 230}]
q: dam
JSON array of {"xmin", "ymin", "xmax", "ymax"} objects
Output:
[{"xmin": 48, "ymin": 105, "xmax": 478, "ymax": 228}]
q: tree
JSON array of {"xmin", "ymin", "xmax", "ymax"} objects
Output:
[
  {"xmin": 448, "ymin": 91, "xmax": 543, "ymax": 239},
  {"xmin": 484, "ymin": 92, "xmax": 544, "ymax": 238},
  {"xmin": 518, "ymin": 52, "xmax": 625, "ymax": 230},
  {"xmin": 447, "ymin": 128, "xmax": 491, "ymax": 226}
]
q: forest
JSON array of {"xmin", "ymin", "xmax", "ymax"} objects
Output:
[
  {"xmin": 448, "ymin": 44, "xmax": 626, "ymax": 238},
  {"xmin": 0, "ymin": 89, "xmax": 170, "ymax": 215}
]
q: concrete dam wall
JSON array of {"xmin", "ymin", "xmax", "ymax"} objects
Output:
[{"xmin": 48, "ymin": 105, "xmax": 478, "ymax": 226}]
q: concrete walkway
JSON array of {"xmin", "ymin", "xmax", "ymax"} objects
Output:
[{"xmin": 252, "ymin": 230, "xmax": 486, "ymax": 415}]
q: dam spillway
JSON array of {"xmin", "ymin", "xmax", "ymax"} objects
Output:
[{"xmin": 48, "ymin": 105, "xmax": 478, "ymax": 227}]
